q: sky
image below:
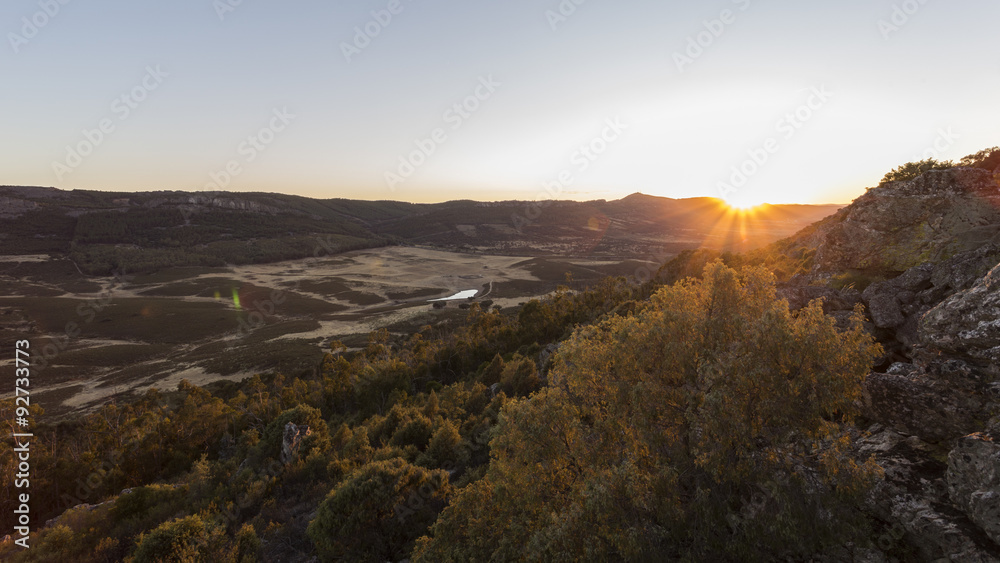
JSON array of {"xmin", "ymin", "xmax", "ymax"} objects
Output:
[{"xmin": 2, "ymin": 0, "xmax": 998, "ymax": 207}]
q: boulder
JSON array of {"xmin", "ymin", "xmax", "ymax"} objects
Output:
[
  {"xmin": 922, "ymin": 260, "xmax": 1000, "ymax": 376},
  {"xmin": 948, "ymin": 434, "xmax": 1000, "ymax": 545},
  {"xmin": 809, "ymin": 168, "xmax": 1000, "ymax": 274},
  {"xmin": 863, "ymin": 367, "xmax": 987, "ymax": 444},
  {"xmin": 858, "ymin": 428, "xmax": 1000, "ymax": 562},
  {"xmin": 281, "ymin": 422, "xmax": 312, "ymax": 464}
]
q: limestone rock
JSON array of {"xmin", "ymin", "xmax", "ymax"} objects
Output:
[
  {"xmin": 922, "ymin": 261, "xmax": 1000, "ymax": 376},
  {"xmin": 281, "ymin": 422, "xmax": 312, "ymax": 464},
  {"xmin": 858, "ymin": 428, "xmax": 1000, "ymax": 562},
  {"xmin": 948, "ymin": 434, "xmax": 1000, "ymax": 545},
  {"xmin": 862, "ymin": 367, "xmax": 987, "ymax": 444},
  {"xmin": 807, "ymin": 168, "xmax": 1000, "ymax": 274}
]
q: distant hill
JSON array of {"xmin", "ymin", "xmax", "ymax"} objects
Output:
[{"xmin": 0, "ymin": 186, "xmax": 840, "ymax": 274}]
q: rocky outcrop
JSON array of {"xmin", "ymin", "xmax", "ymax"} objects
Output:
[
  {"xmin": 281, "ymin": 422, "xmax": 312, "ymax": 464},
  {"xmin": 184, "ymin": 195, "xmax": 283, "ymax": 214},
  {"xmin": 922, "ymin": 261, "xmax": 1000, "ymax": 377},
  {"xmin": 807, "ymin": 168, "xmax": 1000, "ymax": 274},
  {"xmin": 948, "ymin": 434, "xmax": 1000, "ymax": 545},
  {"xmin": 859, "ymin": 428, "xmax": 1000, "ymax": 562},
  {"xmin": 0, "ymin": 196, "xmax": 39, "ymax": 219},
  {"xmin": 775, "ymin": 166, "xmax": 1000, "ymax": 560},
  {"xmin": 863, "ymin": 359, "xmax": 989, "ymax": 444},
  {"xmin": 855, "ymin": 245, "xmax": 1000, "ymax": 360}
]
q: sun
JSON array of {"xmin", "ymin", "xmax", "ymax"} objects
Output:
[{"xmin": 724, "ymin": 194, "xmax": 768, "ymax": 213}]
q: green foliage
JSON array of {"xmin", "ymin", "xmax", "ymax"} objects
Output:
[
  {"xmin": 879, "ymin": 157, "xmax": 953, "ymax": 185},
  {"xmin": 307, "ymin": 458, "xmax": 453, "ymax": 562},
  {"xmin": 254, "ymin": 404, "xmax": 326, "ymax": 464},
  {"xmin": 111, "ymin": 485, "xmax": 188, "ymax": 524},
  {"xmin": 829, "ymin": 270, "xmax": 885, "ymax": 291},
  {"xmin": 498, "ymin": 354, "xmax": 543, "ymax": 396},
  {"xmin": 415, "ymin": 262, "xmax": 883, "ymax": 562},
  {"xmin": 958, "ymin": 146, "xmax": 1000, "ymax": 170},
  {"xmin": 130, "ymin": 514, "xmax": 231, "ymax": 562}
]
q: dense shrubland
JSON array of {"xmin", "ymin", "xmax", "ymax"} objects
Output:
[
  {"xmin": 9, "ymin": 148, "xmax": 986, "ymax": 560},
  {"xmin": 0, "ymin": 262, "xmax": 884, "ymax": 562},
  {"xmin": 879, "ymin": 146, "xmax": 999, "ymax": 185}
]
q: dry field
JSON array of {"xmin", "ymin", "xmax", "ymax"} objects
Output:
[{"xmin": 0, "ymin": 246, "xmax": 655, "ymax": 418}]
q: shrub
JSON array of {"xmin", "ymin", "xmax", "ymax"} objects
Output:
[
  {"xmin": 415, "ymin": 262, "xmax": 883, "ymax": 562},
  {"xmin": 130, "ymin": 514, "xmax": 229, "ymax": 563},
  {"xmin": 307, "ymin": 458, "xmax": 452, "ymax": 562},
  {"xmin": 879, "ymin": 158, "xmax": 953, "ymax": 184}
]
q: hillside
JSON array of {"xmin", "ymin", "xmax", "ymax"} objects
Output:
[
  {"xmin": 2, "ymin": 150, "xmax": 1000, "ymax": 561},
  {"xmin": 654, "ymin": 150, "xmax": 1000, "ymax": 561},
  {"xmin": 0, "ymin": 186, "xmax": 839, "ymax": 274}
]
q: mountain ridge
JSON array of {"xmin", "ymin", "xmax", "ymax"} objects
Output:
[{"xmin": 0, "ymin": 185, "xmax": 841, "ymax": 275}]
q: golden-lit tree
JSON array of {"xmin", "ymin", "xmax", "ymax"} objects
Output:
[{"xmin": 415, "ymin": 262, "xmax": 882, "ymax": 562}]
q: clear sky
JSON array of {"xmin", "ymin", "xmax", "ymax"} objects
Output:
[{"xmin": 2, "ymin": 0, "xmax": 998, "ymax": 206}]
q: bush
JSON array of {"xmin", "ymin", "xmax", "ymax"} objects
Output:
[
  {"xmin": 879, "ymin": 158, "xmax": 953, "ymax": 185},
  {"xmin": 307, "ymin": 458, "xmax": 453, "ymax": 562},
  {"xmin": 415, "ymin": 262, "xmax": 883, "ymax": 562},
  {"xmin": 130, "ymin": 514, "xmax": 229, "ymax": 562}
]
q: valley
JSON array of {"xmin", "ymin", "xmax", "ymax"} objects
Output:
[{"xmin": 0, "ymin": 245, "xmax": 653, "ymax": 418}]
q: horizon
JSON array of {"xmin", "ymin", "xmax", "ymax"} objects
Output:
[
  {"xmin": 1, "ymin": 183, "xmax": 851, "ymax": 208},
  {"xmin": 3, "ymin": 1, "xmax": 998, "ymax": 207}
]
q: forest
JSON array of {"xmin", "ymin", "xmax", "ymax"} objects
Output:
[
  {"xmin": 0, "ymin": 259, "xmax": 886, "ymax": 562},
  {"xmin": 4, "ymin": 149, "xmax": 997, "ymax": 561}
]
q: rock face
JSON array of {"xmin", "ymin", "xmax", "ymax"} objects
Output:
[
  {"xmin": 281, "ymin": 422, "xmax": 312, "ymax": 464},
  {"xmin": 948, "ymin": 434, "xmax": 1000, "ymax": 545},
  {"xmin": 922, "ymin": 261, "xmax": 1000, "ymax": 377},
  {"xmin": 807, "ymin": 168, "xmax": 1000, "ymax": 274},
  {"xmin": 863, "ymin": 359, "xmax": 989, "ymax": 444},
  {"xmin": 774, "ymin": 166, "xmax": 1000, "ymax": 560},
  {"xmin": 856, "ymin": 245, "xmax": 1000, "ymax": 359},
  {"xmin": 859, "ymin": 428, "xmax": 1000, "ymax": 563}
]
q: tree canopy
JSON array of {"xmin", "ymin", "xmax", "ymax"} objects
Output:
[{"xmin": 415, "ymin": 262, "xmax": 883, "ymax": 562}]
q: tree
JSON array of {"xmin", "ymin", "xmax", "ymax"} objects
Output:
[
  {"xmin": 307, "ymin": 458, "xmax": 452, "ymax": 562},
  {"xmin": 414, "ymin": 262, "xmax": 882, "ymax": 562},
  {"xmin": 130, "ymin": 514, "xmax": 232, "ymax": 563},
  {"xmin": 958, "ymin": 146, "xmax": 1000, "ymax": 170},
  {"xmin": 879, "ymin": 157, "xmax": 953, "ymax": 184}
]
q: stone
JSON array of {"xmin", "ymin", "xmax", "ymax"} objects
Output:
[
  {"xmin": 862, "ymin": 367, "xmax": 986, "ymax": 444},
  {"xmin": 948, "ymin": 434, "xmax": 1000, "ymax": 545},
  {"xmin": 865, "ymin": 290, "xmax": 906, "ymax": 328},
  {"xmin": 858, "ymin": 429, "xmax": 1000, "ymax": 562},
  {"xmin": 281, "ymin": 422, "xmax": 312, "ymax": 464},
  {"xmin": 922, "ymin": 260, "xmax": 1000, "ymax": 376},
  {"xmin": 809, "ymin": 168, "xmax": 1000, "ymax": 274}
]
